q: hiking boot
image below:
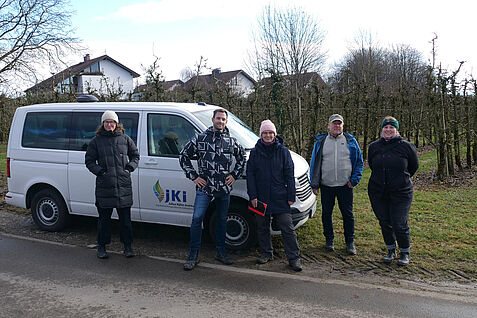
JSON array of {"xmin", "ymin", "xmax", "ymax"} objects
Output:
[
  {"xmin": 397, "ymin": 252, "xmax": 410, "ymax": 266},
  {"xmin": 289, "ymin": 259, "xmax": 303, "ymax": 272},
  {"xmin": 215, "ymin": 251, "xmax": 233, "ymax": 265},
  {"xmin": 256, "ymin": 254, "xmax": 274, "ymax": 264},
  {"xmin": 325, "ymin": 239, "xmax": 334, "ymax": 252},
  {"xmin": 346, "ymin": 242, "xmax": 357, "ymax": 255},
  {"xmin": 123, "ymin": 244, "xmax": 135, "ymax": 258},
  {"xmin": 383, "ymin": 249, "xmax": 396, "ymax": 264},
  {"xmin": 97, "ymin": 245, "xmax": 108, "ymax": 259},
  {"xmin": 183, "ymin": 253, "xmax": 199, "ymax": 271}
]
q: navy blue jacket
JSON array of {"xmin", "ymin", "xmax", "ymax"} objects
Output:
[{"xmin": 246, "ymin": 137, "xmax": 296, "ymax": 214}]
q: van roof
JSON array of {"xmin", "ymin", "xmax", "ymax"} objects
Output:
[{"xmin": 17, "ymin": 102, "xmax": 220, "ymax": 114}]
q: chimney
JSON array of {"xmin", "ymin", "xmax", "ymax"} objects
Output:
[
  {"xmin": 212, "ymin": 68, "xmax": 221, "ymax": 76},
  {"xmin": 84, "ymin": 54, "xmax": 90, "ymax": 62}
]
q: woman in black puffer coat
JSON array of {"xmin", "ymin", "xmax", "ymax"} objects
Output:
[
  {"xmin": 246, "ymin": 120, "xmax": 302, "ymax": 271},
  {"xmin": 85, "ymin": 110, "xmax": 139, "ymax": 259},
  {"xmin": 368, "ymin": 116, "xmax": 418, "ymax": 266}
]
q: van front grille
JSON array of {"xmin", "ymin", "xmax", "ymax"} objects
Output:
[{"xmin": 296, "ymin": 173, "xmax": 313, "ymax": 202}]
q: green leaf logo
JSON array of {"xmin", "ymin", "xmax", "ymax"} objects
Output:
[{"xmin": 153, "ymin": 180, "xmax": 165, "ymax": 202}]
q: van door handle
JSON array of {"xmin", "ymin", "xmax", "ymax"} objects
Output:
[{"xmin": 144, "ymin": 160, "xmax": 158, "ymax": 165}]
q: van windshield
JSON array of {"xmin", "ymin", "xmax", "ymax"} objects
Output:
[{"xmin": 193, "ymin": 110, "xmax": 259, "ymax": 149}]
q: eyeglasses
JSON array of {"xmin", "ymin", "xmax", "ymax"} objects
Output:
[{"xmin": 104, "ymin": 120, "xmax": 116, "ymax": 125}]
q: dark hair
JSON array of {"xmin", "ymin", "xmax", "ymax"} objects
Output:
[
  {"xmin": 213, "ymin": 108, "xmax": 228, "ymax": 118},
  {"xmin": 96, "ymin": 123, "xmax": 125, "ymax": 135}
]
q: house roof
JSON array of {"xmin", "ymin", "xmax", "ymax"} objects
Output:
[
  {"xmin": 259, "ymin": 72, "xmax": 326, "ymax": 88},
  {"xmin": 183, "ymin": 69, "xmax": 257, "ymax": 90},
  {"xmin": 26, "ymin": 55, "xmax": 140, "ymax": 92},
  {"xmin": 134, "ymin": 79, "xmax": 184, "ymax": 93}
]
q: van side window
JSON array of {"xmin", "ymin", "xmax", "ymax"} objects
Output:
[
  {"xmin": 70, "ymin": 112, "xmax": 139, "ymax": 151},
  {"xmin": 148, "ymin": 114, "xmax": 198, "ymax": 157},
  {"xmin": 22, "ymin": 112, "xmax": 70, "ymax": 150}
]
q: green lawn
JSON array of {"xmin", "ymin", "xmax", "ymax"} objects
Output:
[{"xmin": 0, "ymin": 144, "xmax": 6, "ymax": 173}]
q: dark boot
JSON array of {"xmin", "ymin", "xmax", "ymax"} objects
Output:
[
  {"xmin": 346, "ymin": 242, "xmax": 357, "ymax": 255},
  {"xmin": 383, "ymin": 249, "xmax": 396, "ymax": 264},
  {"xmin": 124, "ymin": 244, "xmax": 135, "ymax": 258},
  {"xmin": 256, "ymin": 254, "xmax": 273, "ymax": 264},
  {"xmin": 97, "ymin": 245, "xmax": 108, "ymax": 259},
  {"xmin": 289, "ymin": 258, "xmax": 303, "ymax": 272},
  {"xmin": 325, "ymin": 239, "xmax": 334, "ymax": 252},
  {"xmin": 183, "ymin": 252, "xmax": 199, "ymax": 271},
  {"xmin": 215, "ymin": 251, "xmax": 233, "ymax": 265},
  {"xmin": 398, "ymin": 252, "xmax": 410, "ymax": 266}
]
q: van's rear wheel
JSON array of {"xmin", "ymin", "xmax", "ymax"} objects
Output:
[
  {"xmin": 209, "ymin": 203, "xmax": 257, "ymax": 250},
  {"xmin": 31, "ymin": 189, "xmax": 69, "ymax": 231}
]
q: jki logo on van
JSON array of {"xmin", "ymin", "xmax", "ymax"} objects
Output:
[{"xmin": 153, "ymin": 180, "xmax": 187, "ymax": 203}]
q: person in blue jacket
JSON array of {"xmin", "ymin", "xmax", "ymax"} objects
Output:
[
  {"xmin": 309, "ymin": 114, "xmax": 363, "ymax": 255},
  {"xmin": 247, "ymin": 119, "xmax": 302, "ymax": 272}
]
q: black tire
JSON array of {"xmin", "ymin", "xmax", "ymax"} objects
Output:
[
  {"xmin": 31, "ymin": 188, "xmax": 70, "ymax": 231},
  {"xmin": 209, "ymin": 203, "xmax": 257, "ymax": 250}
]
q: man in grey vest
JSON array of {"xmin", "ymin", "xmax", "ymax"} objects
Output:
[{"xmin": 309, "ymin": 114, "xmax": 363, "ymax": 255}]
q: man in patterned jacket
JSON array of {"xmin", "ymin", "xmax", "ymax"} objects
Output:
[{"xmin": 179, "ymin": 108, "xmax": 245, "ymax": 270}]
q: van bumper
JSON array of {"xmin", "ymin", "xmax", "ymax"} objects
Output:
[{"xmin": 5, "ymin": 192, "xmax": 26, "ymax": 209}]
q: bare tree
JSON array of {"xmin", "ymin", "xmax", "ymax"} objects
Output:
[
  {"xmin": 0, "ymin": 0, "xmax": 78, "ymax": 90},
  {"xmin": 249, "ymin": 5, "xmax": 326, "ymax": 77},
  {"xmin": 248, "ymin": 5, "xmax": 326, "ymax": 154}
]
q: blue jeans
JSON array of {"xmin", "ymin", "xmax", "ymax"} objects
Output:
[
  {"xmin": 320, "ymin": 185, "xmax": 355, "ymax": 244},
  {"xmin": 189, "ymin": 189, "xmax": 230, "ymax": 256}
]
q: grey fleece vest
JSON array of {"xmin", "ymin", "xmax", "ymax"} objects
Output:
[{"xmin": 321, "ymin": 133, "xmax": 352, "ymax": 187}]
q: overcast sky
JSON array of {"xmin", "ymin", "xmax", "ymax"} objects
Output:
[{"xmin": 51, "ymin": 0, "xmax": 476, "ymax": 86}]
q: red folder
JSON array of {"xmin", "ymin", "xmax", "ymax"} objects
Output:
[{"xmin": 248, "ymin": 200, "xmax": 267, "ymax": 216}]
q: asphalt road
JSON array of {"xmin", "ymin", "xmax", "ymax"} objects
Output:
[{"xmin": 0, "ymin": 234, "xmax": 475, "ymax": 318}]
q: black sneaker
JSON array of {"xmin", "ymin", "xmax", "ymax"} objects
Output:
[
  {"xmin": 346, "ymin": 242, "xmax": 357, "ymax": 255},
  {"xmin": 183, "ymin": 253, "xmax": 199, "ymax": 271},
  {"xmin": 383, "ymin": 249, "xmax": 396, "ymax": 264},
  {"xmin": 123, "ymin": 244, "xmax": 135, "ymax": 258},
  {"xmin": 215, "ymin": 252, "xmax": 233, "ymax": 265},
  {"xmin": 397, "ymin": 252, "xmax": 410, "ymax": 266},
  {"xmin": 97, "ymin": 245, "xmax": 108, "ymax": 259},
  {"xmin": 289, "ymin": 259, "xmax": 303, "ymax": 272},
  {"xmin": 256, "ymin": 254, "xmax": 273, "ymax": 264}
]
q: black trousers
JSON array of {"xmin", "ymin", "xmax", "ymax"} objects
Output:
[
  {"xmin": 256, "ymin": 213, "xmax": 300, "ymax": 261},
  {"xmin": 97, "ymin": 207, "xmax": 133, "ymax": 246},
  {"xmin": 320, "ymin": 185, "xmax": 355, "ymax": 244},
  {"xmin": 369, "ymin": 189, "xmax": 412, "ymax": 252}
]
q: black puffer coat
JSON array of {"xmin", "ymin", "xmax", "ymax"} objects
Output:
[
  {"xmin": 368, "ymin": 136, "xmax": 418, "ymax": 196},
  {"xmin": 246, "ymin": 136, "xmax": 296, "ymax": 214},
  {"xmin": 85, "ymin": 127, "xmax": 140, "ymax": 208}
]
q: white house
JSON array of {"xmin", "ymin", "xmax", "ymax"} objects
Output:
[{"xmin": 26, "ymin": 54, "xmax": 140, "ymax": 97}]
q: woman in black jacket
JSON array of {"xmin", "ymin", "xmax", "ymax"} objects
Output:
[
  {"xmin": 246, "ymin": 120, "xmax": 302, "ymax": 271},
  {"xmin": 368, "ymin": 116, "xmax": 418, "ymax": 266},
  {"xmin": 85, "ymin": 111, "xmax": 140, "ymax": 259}
]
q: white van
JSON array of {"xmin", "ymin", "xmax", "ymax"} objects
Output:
[{"xmin": 5, "ymin": 100, "xmax": 316, "ymax": 249}]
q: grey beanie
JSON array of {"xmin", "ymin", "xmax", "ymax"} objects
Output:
[{"xmin": 101, "ymin": 110, "xmax": 119, "ymax": 123}]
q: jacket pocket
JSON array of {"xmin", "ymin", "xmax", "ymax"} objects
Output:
[{"xmin": 120, "ymin": 153, "xmax": 128, "ymax": 169}]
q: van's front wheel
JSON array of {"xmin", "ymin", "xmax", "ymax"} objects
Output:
[
  {"xmin": 31, "ymin": 189, "xmax": 69, "ymax": 231},
  {"xmin": 209, "ymin": 203, "xmax": 257, "ymax": 250}
]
